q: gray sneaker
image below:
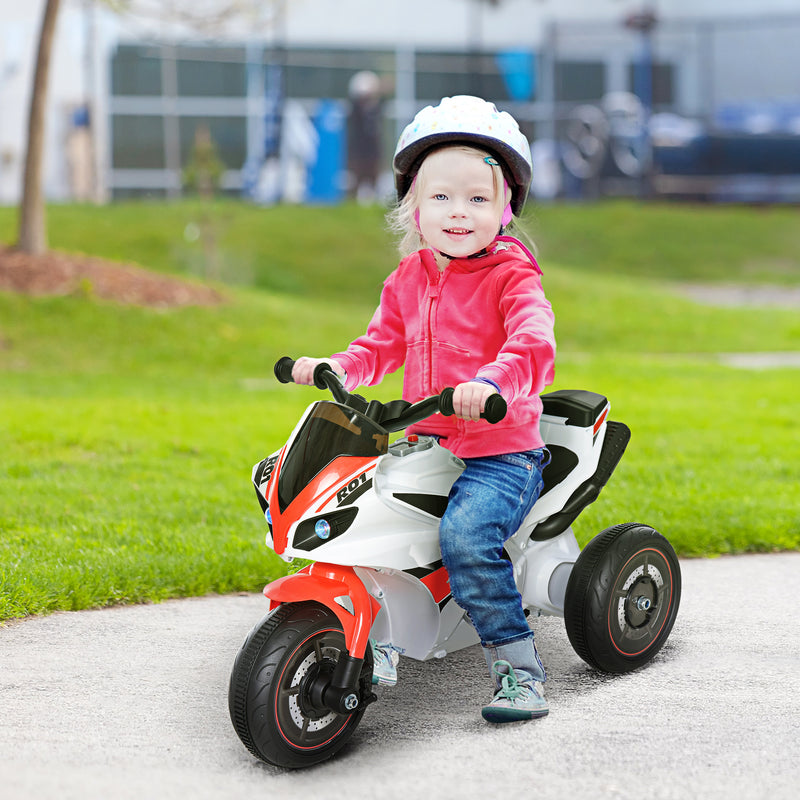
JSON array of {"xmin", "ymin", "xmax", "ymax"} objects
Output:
[
  {"xmin": 371, "ymin": 641, "xmax": 401, "ymax": 687},
  {"xmin": 481, "ymin": 660, "xmax": 549, "ymax": 723}
]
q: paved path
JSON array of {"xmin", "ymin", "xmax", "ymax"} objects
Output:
[{"xmin": 2, "ymin": 553, "xmax": 799, "ymax": 799}]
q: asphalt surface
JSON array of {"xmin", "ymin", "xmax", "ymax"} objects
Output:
[{"xmin": 1, "ymin": 553, "xmax": 799, "ymax": 800}]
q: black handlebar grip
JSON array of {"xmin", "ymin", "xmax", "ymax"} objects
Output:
[
  {"xmin": 274, "ymin": 356, "xmax": 296, "ymax": 383},
  {"xmin": 482, "ymin": 393, "xmax": 507, "ymax": 424},
  {"xmin": 438, "ymin": 387, "xmax": 456, "ymax": 416},
  {"xmin": 437, "ymin": 387, "xmax": 507, "ymax": 423},
  {"xmin": 312, "ymin": 362, "xmax": 336, "ymax": 390},
  {"xmin": 314, "ymin": 361, "xmax": 339, "ymax": 389}
]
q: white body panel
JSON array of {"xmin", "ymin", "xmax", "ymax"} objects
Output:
[{"xmin": 258, "ymin": 400, "xmax": 610, "ymax": 660}]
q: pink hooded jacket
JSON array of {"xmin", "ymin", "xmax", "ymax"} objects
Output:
[{"xmin": 332, "ymin": 240, "xmax": 556, "ymax": 458}]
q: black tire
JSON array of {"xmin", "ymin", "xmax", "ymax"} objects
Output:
[
  {"xmin": 228, "ymin": 601, "xmax": 374, "ymax": 769},
  {"xmin": 564, "ymin": 523, "xmax": 681, "ymax": 674}
]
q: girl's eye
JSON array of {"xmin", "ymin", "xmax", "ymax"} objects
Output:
[
  {"xmin": 433, "ymin": 193, "xmax": 447, "ymax": 201},
  {"xmin": 471, "ymin": 196, "xmax": 488, "ymax": 203}
]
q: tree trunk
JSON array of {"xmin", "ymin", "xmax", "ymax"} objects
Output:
[{"xmin": 17, "ymin": 0, "xmax": 62, "ymax": 255}]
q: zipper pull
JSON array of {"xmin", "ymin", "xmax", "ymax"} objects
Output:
[
  {"xmin": 428, "ymin": 271, "xmax": 440, "ymax": 297},
  {"xmin": 428, "ymin": 264, "xmax": 443, "ymax": 297},
  {"xmin": 422, "ymin": 250, "xmax": 442, "ymax": 297}
]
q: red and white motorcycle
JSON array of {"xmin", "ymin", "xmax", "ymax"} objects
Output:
[{"xmin": 229, "ymin": 358, "xmax": 681, "ymax": 768}]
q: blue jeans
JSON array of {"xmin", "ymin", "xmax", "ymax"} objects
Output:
[{"xmin": 439, "ymin": 449, "xmax": 548, "ymax": 651}]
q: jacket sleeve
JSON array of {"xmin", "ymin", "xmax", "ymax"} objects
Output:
[
  {"xmin": 330, "ymin": 272, "xmax": 407, "ymax": 390},
  {"xmin": 474, "ymin": 260, "xmax": 556, "ymax": 402}
]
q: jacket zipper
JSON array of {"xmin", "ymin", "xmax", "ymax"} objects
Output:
[{"xmin": 425, "ymin": 269, "xmax": 440, "ymax": 393}]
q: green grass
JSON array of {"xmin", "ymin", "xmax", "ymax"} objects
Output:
[
  {"xmin": 530, "ymin": 201, "xmax": 800, "ymax": 284},
  {"xmin": 0, "ymin": 201, "xmax": 398, "ymax": 302},
  {"xmin": 1, "ymin": 199, "xmax": 798, "ymax": 621}
]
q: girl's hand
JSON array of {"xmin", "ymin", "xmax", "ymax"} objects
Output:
[
  {"xmin": 291, "ymin": 357, "xmax": 345, "ymax": 386},
  {"xmin": 452, "ymin": 381, "xmax": 499, "ymax": 421}
]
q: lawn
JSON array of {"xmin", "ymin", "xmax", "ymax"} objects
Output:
[{"xmin": 1, "ymin": 199, "xmax": 798, "ymax": 621}]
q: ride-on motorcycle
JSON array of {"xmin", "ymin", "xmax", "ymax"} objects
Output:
[{"xmin": 229, "ymin": 358, "xmax": 681, "ymax": 769}]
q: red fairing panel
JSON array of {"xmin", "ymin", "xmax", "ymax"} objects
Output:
[{"xmin": 263, "ymin": 562, "xmax": 380, "ymax": 659}]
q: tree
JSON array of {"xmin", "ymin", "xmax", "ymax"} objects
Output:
[
  {"xmin": 17, "ymin": 0, "xmax": 62, "ymax": 255},
  {"xmin": 15, "ymin": 0, "xmax": 279, "ymax": 257}
]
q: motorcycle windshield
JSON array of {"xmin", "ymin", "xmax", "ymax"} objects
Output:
[{"xmin": 277, "ymin": 402, "xmax": 389, "ymax": 512}]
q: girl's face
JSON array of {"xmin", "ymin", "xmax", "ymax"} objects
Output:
[{"xmin": 415, "ymin": 147, "xmax": 505, "ymax": 266}]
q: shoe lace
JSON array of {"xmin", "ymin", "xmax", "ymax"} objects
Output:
[{"xmin": 492, "ymin": 660, "xmax": 531, "ymax": 701}]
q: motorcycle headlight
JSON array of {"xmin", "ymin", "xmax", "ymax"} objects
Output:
[{"xmin": 293, "ymin": 508, "xmax": 358, "ymax": 551}]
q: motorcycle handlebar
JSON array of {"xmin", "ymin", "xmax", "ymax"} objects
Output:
[
  {"xmin": 274, "ymin": 356, "xmax": 348, "ymax": 402},
  {"xmin": 437, "ymin": 386, "xmax": 507, "ymax": 425},
  {"xmin": 273, "ymin": 357, "xmax": 507, "ymax": 425},
  {"xmin": 273, "ymin": 356, "xmax": 297, "ymax": 384},
  {"xmin": 273, "ymin": 356, "xmax": 342, "ymax": 390}
]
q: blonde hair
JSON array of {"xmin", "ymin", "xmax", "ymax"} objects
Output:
[{"xmin": 387, "ymin": 144, "xmax": 515, "ymax": 258}]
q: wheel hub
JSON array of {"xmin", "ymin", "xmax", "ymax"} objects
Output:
[
  {"xmin": 634, "ymin": 595, "xmax": 652, "ymax": 612},
  {"xmin": 299, "ymin": 660, "xmax": 337, "ymax": 719},
  {"xmin": 625, "ymin": 576, "xmax": 657, "ymax": 628},
  {"xmin": 287, "ymin": 649, "xmax": 340, "ymax": 733}
]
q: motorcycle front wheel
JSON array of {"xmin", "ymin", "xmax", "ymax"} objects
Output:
[
  {"xmin": 228, "ymin": 601, "xmax": 373, "ymax": 769},
  {"xmin": 564, "ymin": 523, "xmax": 681, "ymax": 673}
]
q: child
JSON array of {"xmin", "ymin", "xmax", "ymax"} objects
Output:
[{"xmin": 292, "ymin": 95, "xmax": 556, "ymax": 723}]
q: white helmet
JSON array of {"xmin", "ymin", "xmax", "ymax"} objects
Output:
[{"xmin": 393, "ymin": 95, "xmax": 532, "ymax": 215}]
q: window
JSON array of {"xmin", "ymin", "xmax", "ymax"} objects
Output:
[
  {"xmin": 554, "ymin": 61, "xmax": 606, "ymax": 103},
  {"xmin": 111, "ymin": 115, "xmax": 165, "ymax": 169},
  {"xmin": 176, "ymin": 47, "xmax": 247, "ymax": 97},
  {"xmin": 415, "ymin": 51, "xmax": 507, "ymax": 101},
  {"xmin": 179, "ymin": 117, "xmax": 247, "ymax": 168},
  {"xmin": 626, "ymin": 61, "xmax": 674, "ymax": 107},
  {"xmin": 111, "ymin": 45, "xmax": 162, "ymax": 96},
  {"xmin": 283, "ymin": 48, "xmax": 395, "ymax": 99}
]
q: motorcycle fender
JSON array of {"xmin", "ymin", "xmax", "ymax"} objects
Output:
[{"xmin": 263, "ymin": 563, "xmax": 380, "ymax": 659}]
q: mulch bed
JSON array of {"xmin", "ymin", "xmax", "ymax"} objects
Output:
[{"xmin": 0, "ymin": 245, "xmax": 224, "ymax": 308}]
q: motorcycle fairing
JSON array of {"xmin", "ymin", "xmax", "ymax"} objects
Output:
[
  {"xmin": 277, "ymin": 401, "xmax": 388, "ymax": 512},
  {"xmin": 259, "ymin": 400, "xmax": 388, "ymax": 557},
  {"xmin": 267, "ymin": 455, "xmax": 376, "ymax": 555},
  {"xmin": 252, "ymin": 447, "xmax": 282, "ymax": 535}
]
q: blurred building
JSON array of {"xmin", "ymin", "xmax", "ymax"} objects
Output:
[{"xmin": 1, "ymin": 0, "xmax": 799, "ymax": 204}]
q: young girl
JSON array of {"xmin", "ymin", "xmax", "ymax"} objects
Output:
[{"xmin": 292, "ymin": 95, "xmax": 556, "ymax": 723}]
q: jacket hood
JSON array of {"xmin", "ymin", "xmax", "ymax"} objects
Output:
[{"xmin": 422, "ymin": 236, "xmax": 540, "ymax": 276}]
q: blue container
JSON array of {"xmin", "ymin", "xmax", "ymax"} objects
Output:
[{"xmin": 307, "ymin": 99, "xmax": 345, "ymax": 203}]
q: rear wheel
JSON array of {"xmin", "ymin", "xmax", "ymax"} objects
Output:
[
  {"xmin": 228, "ymin": 601, "xmax": 374, "ymax": 768},
  {"xmin": 564, "ymin": 523, "xmax": 681, "ymax": 673}
]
